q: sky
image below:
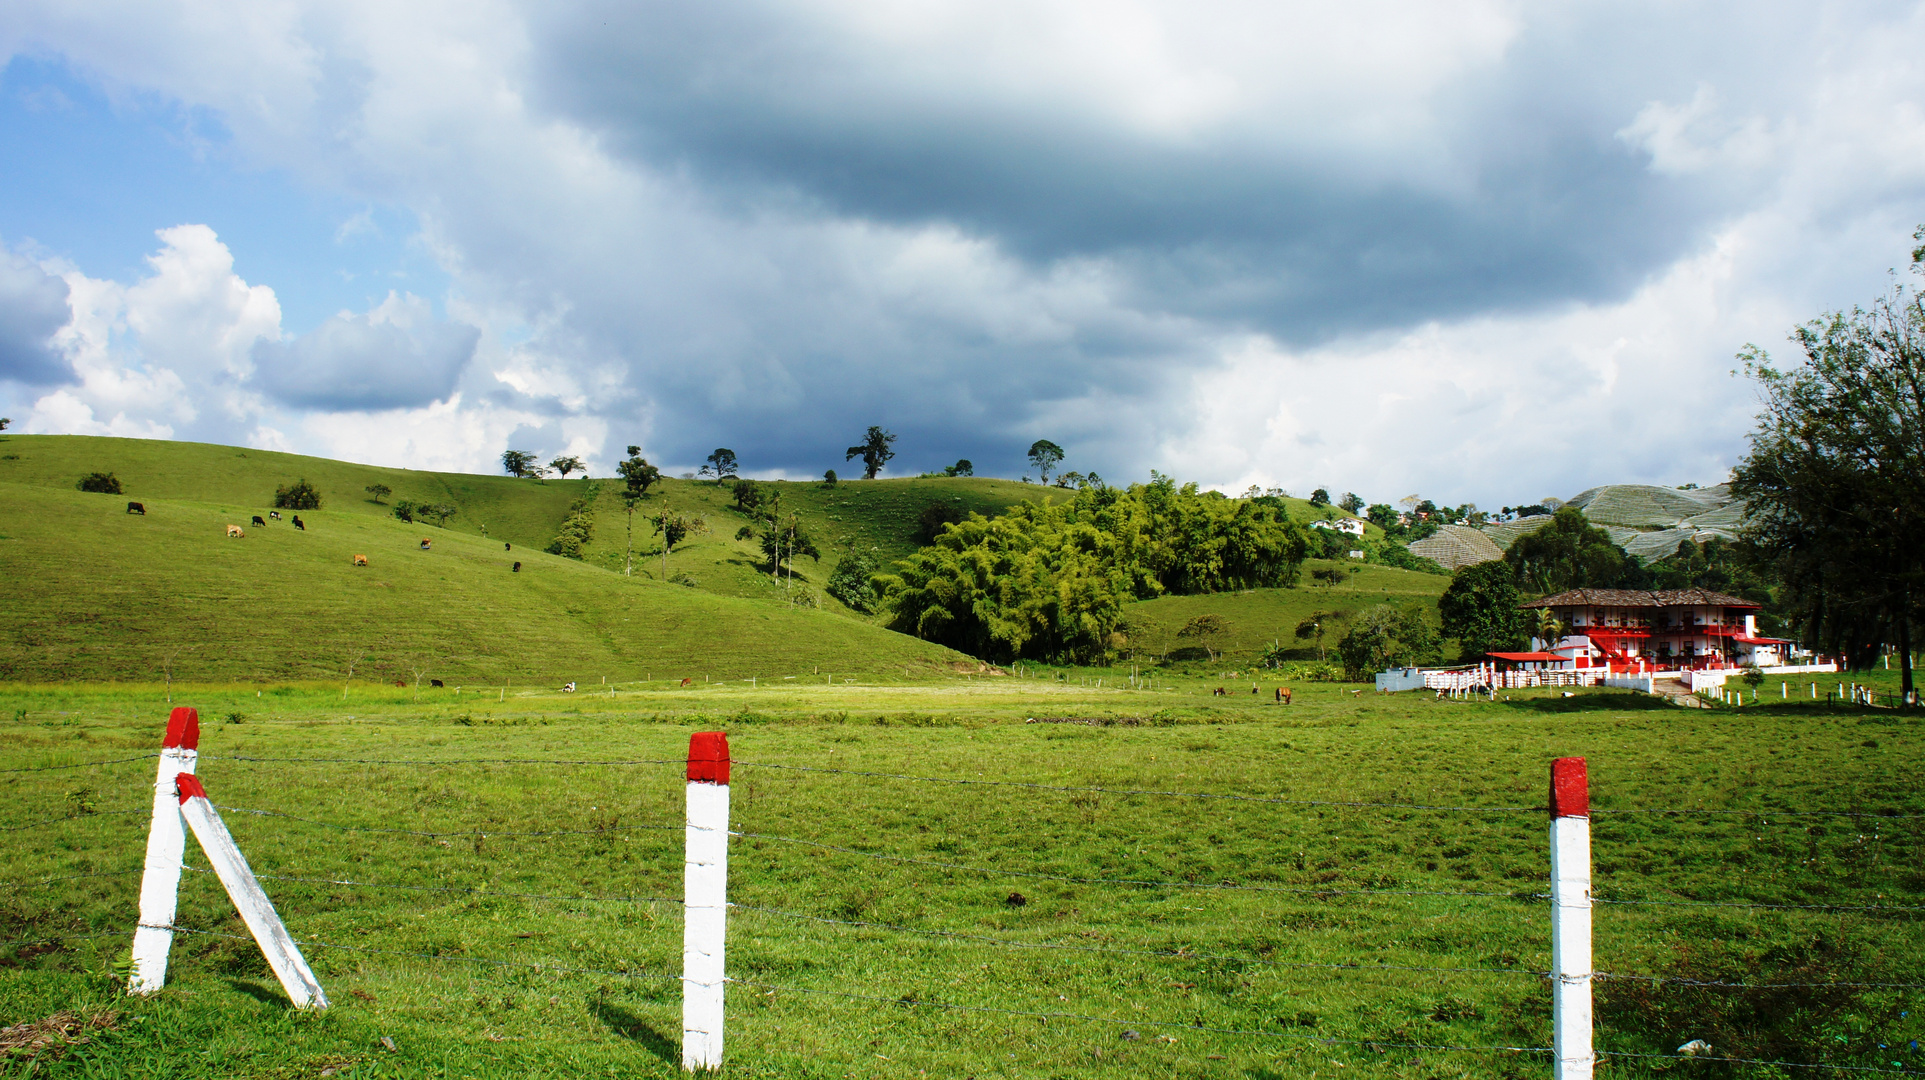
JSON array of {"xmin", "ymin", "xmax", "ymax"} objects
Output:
[{"xmin": 3, "ymin": 1, "xmax": 1925, "ymax": 507}]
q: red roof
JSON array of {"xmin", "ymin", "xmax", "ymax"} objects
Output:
[
  {"xmin": 1734, "ymin": 635, "xmax": 1790, "ymax": 645},
  {"xmin": 1488, "ymin": 652, "xmax": 1562, "ymax": 662}
]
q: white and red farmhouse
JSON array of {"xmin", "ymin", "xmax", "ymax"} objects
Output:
[{"xmin": 1519, "ymin": 588, "xmax": 1790, "ymax": 672}]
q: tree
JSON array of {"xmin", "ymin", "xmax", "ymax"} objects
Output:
[
  {"xmin": 77, "ymin": 471, "xmax": 122, "ymax": 495},
  {"xmin": 732, "ymin": 478, "xmax": 765, "ymax": 513},
  {"xmin": 917, "ymin": 501, "xmax": 966, "ymax": 543},
  {"xmin": 392, "ymin": 500, "xmax": 418, "ymax": 524},
  {"xmin": 549, "ymin": 455, "xmax": 584, "ymax": 479},
  {"xmin": 424, "ymin": 504, "xmax": 458, "ymax": 527},
  {"xmin": 1026, "ymin": 440, "xmax": 1064, "ymax": 484},
  {"xmin": 700, "ymin": 448, "xmax": 738, "ymax": 482},
  {"xmin": 822, "ymin": 469, "xmax": 838, "ymax": 486},
  {"xmin": 0, "ymin": 417, "xmax": 10, "ymax": 431},
  {"xmin": 1336, "ymin": 604, "xmax": 1442, "ymax": 679},
  {"xmin": 1732, "ymin": 247, "xmax": 1925, "ymax": 705},
  {"xmin": 616, "ymin": 447, "xmax": 660, "ymax": 500},
  {"xmin": 1340, "ymin": 492, "xmax": 1365, "ymax": 514},
  {"xmin": 846, "ymin": 427, "xmax": 897, "ymax": 479},
  {"xmin": 1438, "ymin": 561, "xmax": 1527, "ymax": 659},
  {"xmin": 1311, "ymin": 566, "xmax": 1353, "ymax": 587},
  {"xmin": 652, "ymin": 505, "xmax": 706, "ymax": 577},
  {"xmin": 1366, "ymin": 503, "xmax": 1400, "ymax": 532},
  {"xmin": 1310, "ymin": 488, "xmax": 1330, "ymax": 507},
  {"xmin": 1504, "ymin": 507, "xmax": 1645, "ymax": 594},
  {"xmin": 501, "ymin": 450, "xmax": 536, "ymax": 478},
  {"xmin": 943, "ymin": 459, "xmax": 974, "ymax": 477},
  {"xmin": 274, "ymin": 478, "xmax": 322, "ymax": 510},
  {"xmin": 364, "ymin": 483, "xmax": 392, "ymax": 504},
  {"xmin": 826, "ymin": 550, "xmax": 880, "ymax": 612},
  {"xmin": 1294, "ymin": 610, "xmax": 1345, "ymax": 661},
  {"xmin": 1177, "ymin": 614, "xmax": 1231, "ymax": 662},
  {"xmin": 1531, "ymin": 607, "xmax": 1565, "ymax": 650}
]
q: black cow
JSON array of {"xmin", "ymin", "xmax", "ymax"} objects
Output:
[
  {"xmin": 504, "ymin": 542, "xmax": 512, "ymax": 551},
  {"xmin": 269, "ymin": 510, "xmax": 281, "ymax": 520},
  {"xmin": 512, "ymin": 561, "xmax": 522, "ymax": 572},
  {"xmin": 430, "ymin": 679, "xmax": 444, "ymax": 688},
  {"xmin": 126, "ymin": 502, "xmax": 145, "ymax": 515},
  {"xmin": 292, "ymin": 516, "xmax": 305, "ymax": 531},
  {"xmin": 251, "ymin": 515, "xmax": 267, "ymax": 527}
]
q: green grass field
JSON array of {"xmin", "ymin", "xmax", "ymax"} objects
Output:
[{"xmin": 4, "ymin": 680, "xmax": 1921, "ymax": 1078}]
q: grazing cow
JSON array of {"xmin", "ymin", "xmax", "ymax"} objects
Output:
[
  {"xmin": 353, "ymin": 554, "xmax": 368, "ymax": 566},
  {"xmin": 1276, "ymin": 687, "xmax": 1293, "ymax": 705},
  {"xmin": 504, "ymin": 542, "xmax": 512, "ymax": 551},
  {"xmin": 394, "ymin": 679, "xmax": 407, "ymax": 688},
  {"xmin": 512, "ymin": 561, "xmax": 521, "ymax": 572},
  {"xmin": 1211, "ymin": 686, "xmax": 1227, "ymax": 697},
  {"xmin": 226, "ymin": 524, "xmax": 244, "ymax": 538},
  {"xmin": 1251, "ymin": 685, "xmax": 1259, "ymax": 694},
  {"xmin": 419, "ymin": 538, "xmax": 432, "ymax": 550},
  {"xmin": 562, "ymin": 681, "xmax": 577, "ymax": 693},
  {"xmin": 292, "ymin": 516, "xmax": 305, "ymax": 531},
  {"xmin": 680, "ymin": 677, "xmax": 693, "ymax": 687},
  {"xmin": 126, "ymin": 501, "xmax": 145, "ymax": 515},
  {"xmin": 269, "ymin": 511, "xmax": 281, "ymax": 520},
  {"xmin": 251, "ymin": 515, "xmax": 267, "ymax": 527},
  {"xmin": 430, "ymin": 679, "xmax": 444, "ymax": 688}
]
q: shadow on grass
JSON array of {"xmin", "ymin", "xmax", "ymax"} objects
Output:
[
  {"xmin": 590, "ymin": 998, "xmax": 678, "ymax": 1066},
  {"xmin": 1498, "ymin": 692, "xmax": 1677, "ymax": 714},
  {"xmin": 222, "ymin": 978, "xmax": 291, "ymax": 1008}
]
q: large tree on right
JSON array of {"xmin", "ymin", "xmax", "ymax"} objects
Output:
[{"xmin": 1733, "ymin": 236, "xmax": 1925, "ymax": 706}]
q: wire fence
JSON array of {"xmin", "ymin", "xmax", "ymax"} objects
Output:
[{"xmin": 8, "ymin": 738, "xmax": 1924, "ymax": 1075}]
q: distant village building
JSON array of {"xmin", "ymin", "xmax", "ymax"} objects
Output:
[
  {"xmin": 1309, "ymin": 518, "xmax": 1365, "ymax": 536},
  {"xmin": 1520, "ymin": 588, "xmax": 1789, "ymax": 670}
]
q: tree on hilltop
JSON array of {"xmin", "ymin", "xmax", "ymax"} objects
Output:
[
  {"xmin": 846, "ymin": 427, "xmax": 896, "ymax": 479},
  {"xmin": 616, "ymin": 446, "xmax": 660, "ymax": 499},
  {"xmin": 549, "ymin": 455, "xmax": 584, "ymax": 479},
  {"xmin": 1026, "ymin": 439, "xmax": 1064, "ymax": 484},
  {"xmin": 1340, "ymin": 492, "xmax": 1365, "ymax": 514},
  {"xmin": 501, "ymin": 450, "xmax": 536, "ymax": 478},
  {"xmin": 700, "ymin": 448, "xmax": 738, "ymax": 482}
]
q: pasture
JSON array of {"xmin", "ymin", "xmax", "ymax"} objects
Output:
[{"xmin": 5, "ymin": 679, "xmax": 1921, "ymax": 1077}]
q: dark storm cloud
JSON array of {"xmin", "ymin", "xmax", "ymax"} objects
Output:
[
  {"xmin": 523, "ymin": 2, "xmax": 1715, "ymax": 344},
  {"xmin": 251, "ymin": 303, "xmax": 479, "ymax": 411},
  {"xmin": 0, "ymin": 248, "xmax": 73, "ymax": 385}
]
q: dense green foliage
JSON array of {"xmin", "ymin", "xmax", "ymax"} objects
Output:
[
  {"xmin": 1336, "ymin": 603, "xmax": 1442, "ymax": 677},
  {"xmin": 877, "ymin": 477, "xmax": 1309, "ymax": 662},
  {"xmin": 545, "ymin": 485, "xmax": 600, "ymax": 558},
  {"xmin": 1503, "ymin": 507, "xmax": 1643, "ymax": 593},
  {"xmin": 76, "ymin": 470, "xmax": 121, "ymax": 494},
  {"xmin": 825, "ymin": 550, "xmax": 881, "ymax": 612},
  {"xmin": 1438, "ymin": 561, "xmax": 1526, "ymax": 657},
  {"xmin": 1735, "ymin": 258, "xmax": 1925, "ymax": 699},
  {"xmin": 270, "ymin": 477, "xmax": 321, "ymax": 510}
]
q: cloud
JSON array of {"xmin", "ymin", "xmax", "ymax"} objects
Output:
[
  {"xmin": 0, "ymin": 243, "xmax": 74, "ymax": 385},
  {"xmin": 6, "ymin": 0, "xmax": 1925, "ymax": 497},
  {"xmin": 251, "ymin": 292, "xmax": 480, "ymax": 411}
]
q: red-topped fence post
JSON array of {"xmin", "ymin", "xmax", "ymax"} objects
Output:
[
  {"xmin": 130, "ymin": 707, "xmax": 200, "ymax": 994},
  {"xmin": 683, "ymin": 732, "xmax": 731, "ymax": 1071},
  {"xmin": 1550, "ymin": 757, "xmax": 1594, "ymax": 1079}
]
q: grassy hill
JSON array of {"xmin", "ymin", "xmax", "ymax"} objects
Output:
[{"xmin": 0, "ymin": 474, "xmax": 977, "ymax": 684}]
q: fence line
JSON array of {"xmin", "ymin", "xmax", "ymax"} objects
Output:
[
  {"xmin": 1605, "ymin": 1050, "xmax": 1909, "ymax": 1074},
  {"xmin": 139, "ymin": 923, "xmax": 681, "ymax": 984},
  {"xmin": 0, "ymin": 753, "xmax": 160, "ymax": 774},
  {"xmin": 203, "ymin": 754, "xmax": 682, "ymax": 768},
  {"xmin": 727, "ymin": 974, "xmax": 1553, "ymax": 1057},
  {"xmin": 734, "ymin": 830, "xmax": 1546, "ymax": 901},
  {"xmin": 179, "ymin": 865, "xmax": 681, "ymax": 909},
  {"xmin": 0, "ymin": 868, "xmax": 143, "ymax": 889},
  {"xmin": 729, "ymin": 901, "xmax": 1550, "ymax": 979},
  {"xmin": 3, "ymin": 809, "xmax": 148, "ymax": 832},
  {"xmin": 213, "ymin": 803, "xmax": 681, "ymax": 839},
  {"xmin": 1593, "ymin": 896, "xmax": 1925, "ymax": 914}
]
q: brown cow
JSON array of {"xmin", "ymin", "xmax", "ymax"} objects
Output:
[
  {"xmin": 353, "ymin": 554, "xmax": 368, "ymax": 566},
  {"xmin": 226, "ymin": 524, "xmax": 243, "ymax": 538},
  {"xmin": 126, "ymin": 502, "xmax": 145, "ymax": 515},
  {"xmin": 1211, "ymin": 687, "xmax": 1227, "ymax": 697},
  {"xmin": 680, "ymin": 677, "xmax": 693, "ymax": 687},
  {"xmin": 1276, "ymin": 687, "xmax": 1293, "ymax": 705}
]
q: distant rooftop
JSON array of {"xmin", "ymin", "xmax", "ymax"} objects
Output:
[{"xmin": 1522, "ymin": 588, "xmax": 1760, "ymax": 610}]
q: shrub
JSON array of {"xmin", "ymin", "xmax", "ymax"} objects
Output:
[
  {"xmin": 916, "ymin": 501, "xmax": 966, "ymax": 543},
  {"xmin": 826, "ymin": 550, "xmax": 880, "ymax": 613},
  {"xmin": 822, "ymin": 469, "xmax": 838, "ymax": 486},
  {"xmin": 392, "ymin": 500, "xmax": 418, "ymax": 524},
  {"xmin": 77, "ymin": 472, "xmax": 122, "ymax": 495},
  {"xmin": 273, "ymin": 478, "xmax": 322, "ymax": 510}
]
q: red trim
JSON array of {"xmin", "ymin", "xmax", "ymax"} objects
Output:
[
  {"xmin": 687, "ymin": 731, "xmax": 730, "ymax": 785},
  {"xmin": 163, "ymin": 707, "xmax": 200, "ymax": 751},
  {"xmin": 1488, "ymin": 652, "xmax": 1561, "ymax": 662},
  {"xmin": 176, "ymin": 773, "xmax": 207, "ymax": 803},
  {"xmin": 1550, "ymin": 757, "xmax": 1587, "ymax": 818}
]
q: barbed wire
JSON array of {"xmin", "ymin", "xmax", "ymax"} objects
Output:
[
  {"xmin": 144, "ymin": 923, "xmax": 680, "ymax": 984},
  {"xmin": 0, "ymin": 868, "xmax": 143, "ymax": 890},
  {"xmin": 0, "ymin": 809, "xmax": 147, "ymax": 833},
  {"xmin": 1594, "ymin": 972, "xmax": 1925, "ymax": 991},
  {"xmin": 1604, "ymin": 1049, "xmax": 1910, "ymax": 1074},
  {"xmin": 729, "ymin": 974, "xmax": 1552, "ymax": 1056},
  {"xmin": 735, "ymin": 831, "xmax": 1545, "ymax": 902},
  {"xmin": 0, "ymin": 753, "xmax": 160, "ymax": 774},
  {"xmin": 729, "ymin": 902, "xmax": 1547, "ymax": 979},
  {"xmin": 1594, "ymin": 896, "xmax": 1925, "ymax": 915},
  {"xmin": 202, "ymin": 754, "xmax": 682, "ymax": 768},
  {"xmin": 214, "ymin": 804, "xmax": 680, "ymax": 839},
  {"xmin": 733, "ymin": 761, "xmax": 1540, "ymax": 813},
  {"xmin": 1594, "ymin": 808, "xmax": 1925, "ymax": 821},
  {"xmin": 180, "ymin": 865, "xmax": 681, "ymax": 909},
  {"xmin": 0, "ymin": 932, "xmax": 126, "ymax": 948}
]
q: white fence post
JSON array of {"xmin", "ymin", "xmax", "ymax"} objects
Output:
[
  {"xmin": 131, "ymin": 707, "xmax": 200, "ymax": 994},
  {"xmin": 174, "ymin": 774, "xmax": 329, "ymax": 1009},
  {"xmin": 683, "ymin": 732, "xmax": 731, "ymax": 1072},
  {"xmin": 1550, "ymin": 757, "xmax": 1593, "ymax": 1079}
]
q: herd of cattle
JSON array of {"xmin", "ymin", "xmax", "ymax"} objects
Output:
[{"xmin": 127, "ymin": 499, "xmax": 535, "ymax": 575}]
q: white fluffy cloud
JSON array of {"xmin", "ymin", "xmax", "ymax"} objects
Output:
[{"xmin": 5, "ymin": 0, "xmax": 1925, "ymax": 498}]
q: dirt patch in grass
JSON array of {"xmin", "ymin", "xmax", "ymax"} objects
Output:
[{"xmin": 0, "ymin": 1009, "xmax": 121, "ymax": 1067}]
